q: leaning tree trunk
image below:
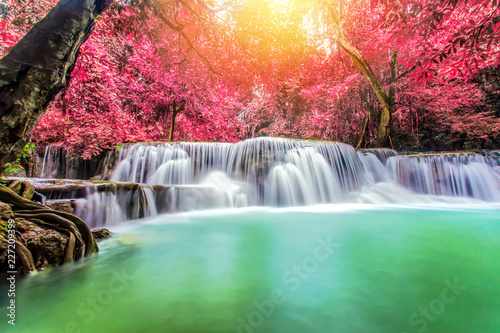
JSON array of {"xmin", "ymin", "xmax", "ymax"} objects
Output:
[
  {"xmin": 328, "ymin": 3, "xmax": 393, "ymax": 148},
  {"xmin": 356, "ymin": 51, "xmax": 398, "ymax": 149},
  {"xmin": 0, "ymin": 0, "xmax": 112, "ymax": 172},
  {"xmin": 336, "ymin": 36, "xmax": 392, "ymax": 148}
]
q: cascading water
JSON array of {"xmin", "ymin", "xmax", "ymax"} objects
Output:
[
  {"xmin": 61, "ymin": 138, "xmax": 500, "ymax": 227},
  {"xmin": 74, "ymin": 186, "xmax": 125, "ymax": 228},
  {"xmin": 40, "ymin": 145, "xmax": 51, "ymax": 178},
  {"xmin": 110, "ymin": 139, "xmax": 371, "ymax": 208},
  {"xmin": 111, "ymin": 142, "xmax": 233, "ymax": 184},
  {"xmin": 104, "ymin": 138, "xmax": 500, "ymax": 219},
  {"xmin": 39, "ymin": 144, "xmax": 115, "ymax": 180},
  {"xmin": 359, "ymin": 148, "xmax": 398, "ymax": 164},
  {"xmin": 387, "ymin": 153, "xmax": 500, "ymax": 201},
  {"xmin": 264, "ymin": 147, "xmax": 343, "ymax": 206}
]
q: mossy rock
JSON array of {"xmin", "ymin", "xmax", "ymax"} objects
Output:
[
  {"xmin": 0, "ymin": 220, "xmax": 7, "ymax": 236},
  {"xmin": 92, "ymin": 228, "xmax": 112, "ymax": 239},
  {"xmin": 0, "ymin": 202, "xmax": 14, "ymax": 220},
  {"xmin": 15, "ymin": 219, "xmax": 68, "ymax": 269}
]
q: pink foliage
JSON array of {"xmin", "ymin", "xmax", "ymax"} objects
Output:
[{"xmin": 1, "ymin": 0, "xmax": 499, "ymax": 154}]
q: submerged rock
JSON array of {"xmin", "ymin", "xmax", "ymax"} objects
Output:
[{"xmin": 92, "ymin": 228, "xmax": 112, "ymax": 239}]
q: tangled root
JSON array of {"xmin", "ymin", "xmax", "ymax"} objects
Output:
[{"xmin": 0, "ymin": 183, "xmax": 98, "ymax": 273}]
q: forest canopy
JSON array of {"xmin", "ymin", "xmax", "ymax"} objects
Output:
[{"xmin": 1, "ymin": 0, "xmax": 499, "ymax": 158}]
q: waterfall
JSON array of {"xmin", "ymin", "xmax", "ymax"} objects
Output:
[
  {"xmin": 111, "ymin": 142, "xmax": 232, "ymax": 184},
  {"xmin": 74, "ymin": 183, "xmax": 161, "ymax": 227},
  {"xmin": 359, "ymin": 148, "xmax": 398, "ymax": 164},
  {"xmin": 37, "ymin": 145, "xmax": 115, "ymax": 180},
  {"xmin": 264, "ymin": 147, "xmax": 343, "ymax": 206},
  {"xmin": 109, "ymin": 139, "xmax": 500, "ymax": 208},
  {"xmin": 110, "ymin": 139, "xmax": 369, "ymax": 206},
  {"xmin": 387, "ymin": 153, "xmax": 500, "ymax": 201},
  {"xmin": 121, "ymin": 185, "xmax": 158, "ymax": 220},
  {"xmin": 141, "ymin": 187, "xmax": 158, "ymax": 217},
  {"xmin": 53, "ymin": 138, "xmax": 499, "ymax": 227},
  {"xmin": 74, "ymin": 187, "xmax": 125, "ymax": 228},
  {"xmin": 40, "ymin": 145, "xmax": 51, "ymax": 178}
]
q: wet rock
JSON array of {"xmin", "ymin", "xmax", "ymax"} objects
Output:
[
  {"xmin": 46, "ymin": 199, "xmax": 76, "ymax": 214},
  {"xmin": 32, "ymin": 191, "xmax": 46, "ymax": 205},
  {"xmin": 0, "ymin": 202, "xmax": 14, "ymax": 220},
  {"xmin": 92, "ymin": 228, "xmax": 112, "ymax": 239},
  {"xmin": 6, "ymin": 178, "xmax": 118, "ymax": 200},
  {"xmin": 0, "ymin": 218, "xmax": 68, "ymax": 273},
  {"xmin": 16, "ymin": 219, "xmax": 67, "ymax": 268}
]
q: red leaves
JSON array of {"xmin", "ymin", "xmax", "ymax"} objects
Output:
[
  {"xmin": 27, "ymin": 2, "xmax": 246, "ymax": 156},
  {"xmin": 3, "ymin": 0, "xmax": 497, "ymax": 152},
  {"xmin": 0, "ymin": 19, "xmax": 18, "ymax": 52},
  {"xmin": 381, "ymin": 0, "xmax": 500, "ymax": 82}
]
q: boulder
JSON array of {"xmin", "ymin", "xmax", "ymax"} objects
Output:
[
  {"xmin": 91, "ymin": 228, "xmax": 112, "ymax": 239},
  {"xmin": 0, "ymin": 217, "xmax": 68, "ymax": 274},
  {"xmin": 46, "ymin": 199, "xmax": 77, "ymax": 214}
]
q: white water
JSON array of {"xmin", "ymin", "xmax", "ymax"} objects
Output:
[
  {"xmin": 74, "ymin": 187, "xmax": 125, "ymax": 228},
  {"xmin": 38, "ymin": 144, "xmax": 114, "ymax": 180},
  {"xmin": 387, "ymin": 153, "xmax": 500, "ymax": 201},
  {"xmin": 40, "ymin": 145, "xmax": 51, "ymax": 178},
  {"xmin": 73, "ymin": 138, "xmax": 500, "ymax": 226}
]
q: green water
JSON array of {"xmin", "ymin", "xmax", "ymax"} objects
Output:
[{"xmin": 1, "ymin": 206, "xmax": 499, "ymax": 333}]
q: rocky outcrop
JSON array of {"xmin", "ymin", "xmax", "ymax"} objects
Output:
[
  {"xmin": 0, "ymin": 212, "xmax": 68, "ymax": 275},
  {"xmin": 46, "ymin": 199, "xmax": 77, "ymax": 214},
  {"xmin": 92, "ymin": 228, "xmax": 112, "ymax": 239},
  {"xmin": 0, "ymin": 180, "xmax": 99, "ymax": 275}
]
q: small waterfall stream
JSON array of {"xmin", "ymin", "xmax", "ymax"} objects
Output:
[
  {"xmin": 387, "ymin": 153, "xmax": 500, "ymax": 201},
  {"xmin": 59, "ymin": 138, "xmax": 500, "ymax": 226},
  {"xmin": 74, "ymin": 185, "xmax": 125, "ymax": 228},
  {"xmin": 39, "ymin": 145, "xmax": 115, "ymax": 180}
]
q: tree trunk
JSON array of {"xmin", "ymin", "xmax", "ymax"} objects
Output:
[
  {"xmin": 168, "ymin": 102, "xmax": 184, "ymax": 142},
  {"xmin": 169, "ymin": 110, "xmax": 178, "ymax": 142},
  {"xmin": 328, "ymin": 3, "xmax": 395, "ymax": 148},
  {"xmin": 336, "ymin": 35, "xmax": 392, "ymax": 148},
  {"xmin": 0, "ymin": 0, "xmax": 112, "ymax": 173},
  {"xmin": 356, "ymin": 113, "xmax": 370, "ymax": 149}
]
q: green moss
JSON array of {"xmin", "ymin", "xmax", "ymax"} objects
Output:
[
  {"xmin": 88, "ymin": 180, "xmax": 113, "ymax": 184},
  {"xmin": 1, "ymin": 142, "xmax": 36, "ymax": 176},
  {"xmin": 0, "ymin": 221, "xmax": 8, "ymax": 241}
]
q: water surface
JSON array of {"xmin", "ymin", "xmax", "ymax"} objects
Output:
[{"xmin": 2, "ymin": 206, "xmax": 499, "ymax": 333}]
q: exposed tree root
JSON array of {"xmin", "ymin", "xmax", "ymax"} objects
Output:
[
  {"xmin": 14, "ymin": 240, "xmax": 36, "ymax": 273},
  {"xmin": 15, "ymin": 212, "xmax": 85, "ymax": 258},
  {"xmin": 0, "ymin": 184, "xmax": 45, "ymax": 211},
  {"xmin": 29, "ymin": 218, "xmax": 82, "ymax": 263},
  {"xmin": 0, "ymin": 183, "xmax": 98, "ymax": 273},
  {"xmin": 8, "ymin": 180, "xmax": 22, "ymax": 193},
  {"xmin": 15, "ymin": 209, "xmax": 96, "ymax": 256},
  {"xmin": 21, "ymin": 182, "xmax": 35, "ymax": 200}
]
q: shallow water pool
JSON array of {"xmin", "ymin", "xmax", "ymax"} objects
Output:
[{"xmin": 2, "ymin": 205, "xmax": 500, "ymax": 333}]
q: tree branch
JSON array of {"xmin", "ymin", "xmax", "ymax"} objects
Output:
[{"xmin": 143, "ymin": 0, "xmax": 221, "ymax": 75}]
